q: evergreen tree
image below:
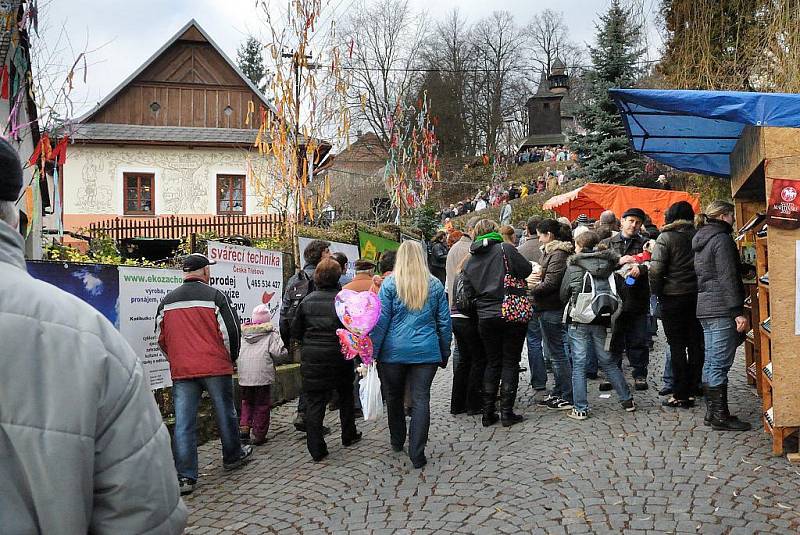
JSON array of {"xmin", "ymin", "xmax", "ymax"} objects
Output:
[
  {"xmin": 569, "ymin": 0, "xmax": 645, "ymax": 183},
  {"xmin": 236, "ymin": 36, "xmax": 267, "ymax": 92},
  {"xmin": 416, "ymin": 70, "xmax": 465, "ymax": 157}
]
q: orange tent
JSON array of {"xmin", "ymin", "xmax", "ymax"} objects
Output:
[{"xmin": 542, "ymin": 183, "xmax": 700, "ymax": 227}]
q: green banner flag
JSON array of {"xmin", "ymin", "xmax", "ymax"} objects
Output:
[{"xmin": 358, "ymin": 230, "xmax": 400, "ymax": 263}]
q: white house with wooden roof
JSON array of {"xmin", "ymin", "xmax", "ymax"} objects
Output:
[{"xmin": 60, "ymin": 20, "xmax": 278, "ymax": 235}]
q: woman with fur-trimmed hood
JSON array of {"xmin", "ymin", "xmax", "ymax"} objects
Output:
[
  {"xmin": 649, "ymin": 201, "xmax": 704, "ymax": 410},
  {"xmin": 238, "ymin": 304, "xmax": 288, "ymax": 445},
  {"xmin": 528, "ymin": 218, "xmax": 575, "ymax": 411}
]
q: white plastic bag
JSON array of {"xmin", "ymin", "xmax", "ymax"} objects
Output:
[{"xmin": 359, "ymin": 363, "xmax": 383, "ymax": 421}]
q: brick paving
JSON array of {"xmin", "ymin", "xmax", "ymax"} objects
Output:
[{"xmin": 184, "ymin": 334, "xmax": 800, "ymax": 534}]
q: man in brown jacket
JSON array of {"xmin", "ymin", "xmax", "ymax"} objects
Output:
[{"xmin": 343, "ymin": 259, "xmax": 377, "ymax": 292}]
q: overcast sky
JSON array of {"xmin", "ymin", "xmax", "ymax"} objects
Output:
[{"xmin": 39, "ymin": 0, "xmax": 661, "ymax": 118}]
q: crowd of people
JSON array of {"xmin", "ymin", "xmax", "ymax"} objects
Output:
[
  {"xmin": 440, "ymin": 149, "xmax": 580, "ymax": 223},
  {"xmin": 515, "ymin": 145, "xmax": 577, "ymax": 165},
  {"xmin": 0, "ymin": 130, "xmax": 754, "ymax": 531}
]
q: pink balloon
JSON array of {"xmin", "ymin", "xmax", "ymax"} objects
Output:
[
  {"xmin": 335, "ymin": 289, "xmax": 381, "ymax": 336},
  {"xmin": 337, "ymin": 329, "xmax": 374, "ymax": 365}
]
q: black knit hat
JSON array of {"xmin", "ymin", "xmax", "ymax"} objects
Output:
[{"xmin": 0, "ymin": 138, "xmax": 23, "ymax": 201}]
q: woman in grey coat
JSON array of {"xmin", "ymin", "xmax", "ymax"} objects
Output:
[{"xmin": 692, "ymin": 200, "xmax": 751, "ymax": 432}]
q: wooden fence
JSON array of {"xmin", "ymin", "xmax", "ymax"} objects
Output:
[{"xmin": 88, "ymin": 214, "xmax": 286, "ymax": 241}]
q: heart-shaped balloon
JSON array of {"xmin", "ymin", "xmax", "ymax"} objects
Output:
[{"xmin": 335, "ymin": 289, "xmax": 381, "ymax": 336}]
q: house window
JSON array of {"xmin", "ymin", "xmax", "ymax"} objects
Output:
[
  {"xmin": 217, "ymin": 174, "xmax": 246, "ymax": 214},
  {"xmin": 123, "ymin": 172, "xmax": 155, "ymax": 215},
  {"xmin": 543, "ymin": 103, "xmax": 550, "ymax": 109}
]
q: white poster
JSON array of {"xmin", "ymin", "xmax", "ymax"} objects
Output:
[
  {"xmin": 207, "ymin": 241, "xmax": 284, "ymax": 325},
  {"xmin": 298, "ymin": 236, "xmax": 360, "ymax": 278},
  {"xmin": 118, "ymin": 266, "xmax": 184, "ymax": 390}
]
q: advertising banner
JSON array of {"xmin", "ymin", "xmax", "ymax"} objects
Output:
[
  {"xmin": 118, "ymin": 266, "xmax": 183, "ymax": 390},
  {"xmin": 207, "ymin": 241, "xmax": 284, "ymax": 325},
  {"xmin": 299, "ymin": 236, "xmax": 360, "ymax": 278},
  {"xmin": 358, "ymin": 230, "xmax": 400, "ymax": 263},
  {"xmin": 27, "ymin": 261, "xmax": 120, "ymax": 327}
]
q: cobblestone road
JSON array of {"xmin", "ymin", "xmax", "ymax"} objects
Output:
[{"xmin": 185, "ymin": 335, "xmax": 800, "ymax": 534}]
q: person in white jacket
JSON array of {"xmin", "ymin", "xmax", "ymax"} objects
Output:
[
  {"xmin": 238, "ymin": 304, "xmax": 288, "ymax": 445},
  {"xmin": 0, "ymin": 138, "xmax": 186, "ymax": 534}
]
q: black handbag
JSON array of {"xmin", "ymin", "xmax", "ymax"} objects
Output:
[{"xmin": 453, "ymin": 256, "xmax": 476, "ymax": 315}]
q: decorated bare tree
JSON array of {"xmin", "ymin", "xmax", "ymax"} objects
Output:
[{"xmin": 250, "ymin": 0, "xmax": 350, "ymax": 233}]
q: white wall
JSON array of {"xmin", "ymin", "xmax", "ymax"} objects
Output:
[{"xmin": 63, "ymin": 145, "xmax": 276, "ymax": 217}]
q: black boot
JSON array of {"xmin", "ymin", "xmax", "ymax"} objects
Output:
[
  {"xmin": 703, "ymin": 383, "xmax": 712, "ymax": 426},
  {"xmin": 720, "ymin": 383, "xmax": 742, "ymax": 422},
  {"xmin": 708, "ymin": 385, "xmax": 751, "ymax": 431},
  {"xmin": 500, "ymin": 389, "xmax": 524, "ymax": 427},
  {"xmin": 482, "ymin": 389, "xmax": 499, "ymax": 427}
]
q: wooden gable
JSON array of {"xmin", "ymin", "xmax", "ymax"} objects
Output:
[{"xmin": 83, "ymin": 22, "xmax": 267, "ymax": 130}]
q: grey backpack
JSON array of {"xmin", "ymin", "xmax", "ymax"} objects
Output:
[{"xmin": 569, "ymin": 271, "xmax": 622, "ymax": 324}]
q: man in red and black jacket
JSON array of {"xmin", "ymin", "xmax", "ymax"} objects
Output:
[{"xmin": 155, "ymin": 253, "xmax": 252, "ymax": 496}]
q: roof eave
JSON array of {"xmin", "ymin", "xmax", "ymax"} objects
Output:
[{"xmin": 77, "ymin": 19, "xmax": 277, "ymax": 124}]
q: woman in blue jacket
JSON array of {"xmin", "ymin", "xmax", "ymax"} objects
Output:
[{"xmin": 372, "ymin": 241, "xmax": 452, "ymax": 469}]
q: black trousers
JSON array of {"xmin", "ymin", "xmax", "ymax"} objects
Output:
[
  {"xmin": 451, "ymin": 316, "xmax": 487, "ymax": 413},
  {"xmin": 304, "ymin": 374, "xmax": 358, "ymax": 460},
  {"xmin": 379, "ymin": 362, "xmax": 438, "ymax": 465},
  {"xmin": 478, "ymin": 317, "xmax": 528, "ymax": 401},
  {"xmin": 661, "ymin": 293, "xmax": 704, "ymax": 401}
]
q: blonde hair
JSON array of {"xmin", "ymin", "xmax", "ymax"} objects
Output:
[
  {"xmin": 695, "ymin": 200, "xmax": 735, "ymax": 227},
  {"xmin": 393, "ymin": 241, "xmax": 430, "ymax": 311},
  {"xmin": 473, "ymin": 219, "xmax": 498, "ymax": 237}
]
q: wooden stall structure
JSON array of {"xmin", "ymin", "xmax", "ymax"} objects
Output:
[{"xmin": 730, "ymin": 126, "xmax": 800, "ymax": 458}]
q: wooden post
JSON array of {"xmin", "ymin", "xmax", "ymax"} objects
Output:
[{"xmin": 190, "ymin": 232, "xmax": 197, "ymax": 254}]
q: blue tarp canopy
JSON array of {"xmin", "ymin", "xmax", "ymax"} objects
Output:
[{"xmin": 609, "ymin": 89, "xmax": 800, "ymax": 177}]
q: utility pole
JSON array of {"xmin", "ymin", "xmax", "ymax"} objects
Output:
[
  {"xmin": 281, "ymin": 50, "xmax": 316, "ymax": 148},
  {"xmin": 281, "ymin": 49, "xmax": 318, "ymax": 230}
]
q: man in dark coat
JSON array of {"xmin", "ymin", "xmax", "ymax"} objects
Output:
[{"xmin": 600, "ymin": 207, "xmax": 650, "ymax": 390}]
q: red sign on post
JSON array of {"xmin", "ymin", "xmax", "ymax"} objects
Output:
[{"xmin": 766, "ymin": 179, "xmax": 800, "ymax": 229}]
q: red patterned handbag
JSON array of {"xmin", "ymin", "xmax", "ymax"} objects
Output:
[{"xmin": 500, "ymin": 244, "xmax": 533, "ymax": 323}]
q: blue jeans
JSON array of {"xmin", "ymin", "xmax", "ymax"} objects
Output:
[
  {"xmin": 586, "ymin": 339, "xmax": 598, "ymax": 377},
  {"xmin": 610, "ymin": 311, "xmax": 650, "ymax": 379},
  {"xmin": 379, "ymin": 363, "xmax": 438, "ymax": 466},
  {"xmin": 700, "ymin": 317, "xmax": 738, "ymax": 387},
  {"xmin": 172, "ymin": 375, "xmax": 244, "ymax": 481},
  {"xmin": 526, "ymin": 318, "xmax": 547, "ymax": 389},
  {"xmin": 569, "ymin": 324, "xmax": 632, "ymax": 412},
  {"xmin": 537, "ymin": 309, "xmax": 572, "ymax": 403}
]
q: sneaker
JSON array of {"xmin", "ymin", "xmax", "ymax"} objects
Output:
[
  {"xmin": 621, "ymin": 399, "xmax": 636, "ymax": 412},
  {"xmin": 547, "ymin": 397, "xmax": 573, "ymax": 410},
  {"xmin": 634, "ymin": 378, "xmax": 649, "ymax": 391},
  {"xmin": 598, "ymin": 381, "xmax": 613, "ymax": 392},
  {"xmin": 223, "ymin": 444, "xmax": 254, "ymax": 470},
  {"xmin": 658, "ymin": 386, "xmax": 673, "ymax": 396},
  {"xmin": 537, "ymin": 394, "xmax": 556, "ymax": 406},
  {"xmin": 178, "ymin": 477, "xmax": 195, "ymax": 496},
  {"xmin": 567, "ymin": 408, "xmax": 588, "ymax": 420}
]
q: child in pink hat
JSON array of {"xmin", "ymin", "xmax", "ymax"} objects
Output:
[{"xmin": 238, "ymin": 304, "xmax": 287, "ymax": 445}]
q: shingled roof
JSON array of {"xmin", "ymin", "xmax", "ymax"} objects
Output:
[{"xmin": 68, "ymin": 123, "xmax": 262, "ymax": 145}]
